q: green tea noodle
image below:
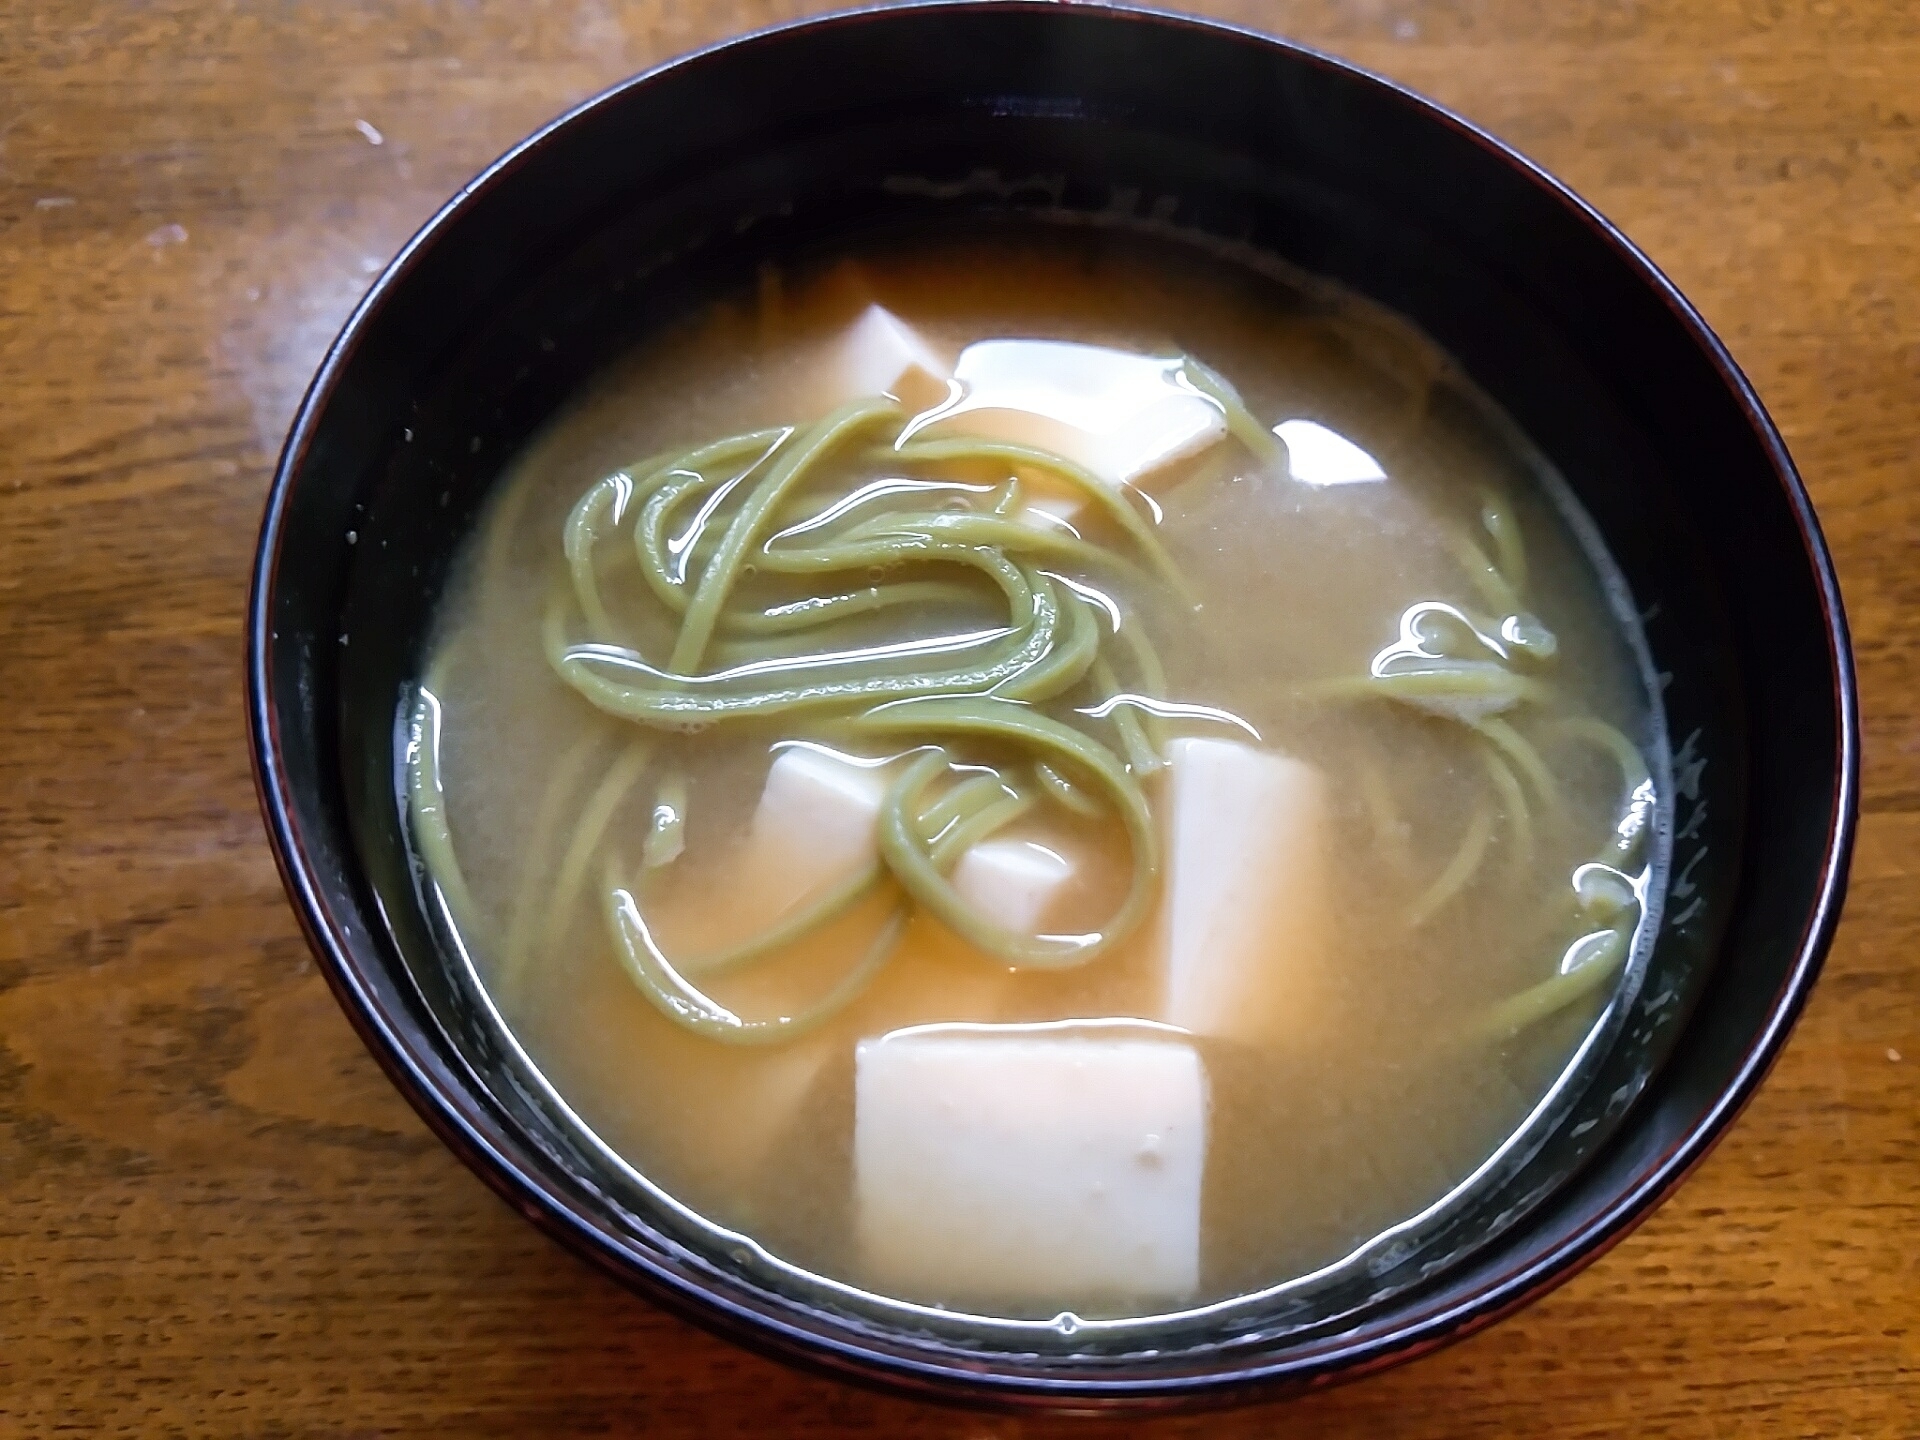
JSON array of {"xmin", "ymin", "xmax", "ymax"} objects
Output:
[
  {"xmin": 603, "ymin": 852, "xmax": 911, "ymax": 1046},
  {"xmin": 405, "ymin": 684, "xmax": 480, "ymax": 943}
]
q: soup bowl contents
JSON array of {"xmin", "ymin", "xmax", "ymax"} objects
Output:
[{"xmin": 405, "ymin": 232, "xmax": 1663, "ymax": 1324}]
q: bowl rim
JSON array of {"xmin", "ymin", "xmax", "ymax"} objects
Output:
[{"xmin": 245, "ymin": 0, "xmax": 1860, "ymax": 1409}]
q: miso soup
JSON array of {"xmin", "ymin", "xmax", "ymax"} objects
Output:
[{"xmin": 406, "ymin": 229, "xmax": 1662, "ymax": 1323}]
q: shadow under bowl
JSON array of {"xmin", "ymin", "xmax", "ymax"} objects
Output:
[{"xmin": 246, "ymin": 1, "xmax": 1857, "ymax": 1412}]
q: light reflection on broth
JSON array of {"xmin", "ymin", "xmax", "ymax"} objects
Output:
[{"xmin": 406, "ymin": 231, "xmax": 1659, "ymax": 1323}]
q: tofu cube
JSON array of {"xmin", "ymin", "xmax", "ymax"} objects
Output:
[
  {"xmin": 922, "ymin": 339, "xmax": 1227, "ymax": 493},
  {"xmin": 818, "ymin": 304, "xmax": 951, "ymax": 413},
  {"xmin": 739, "ymin": 746, "xmax": 890, "ymax": 921},
  {"xmin": 854, "ymin": 1028, "xmax": 1207, "ymax": 1307},
  {"xmin": 950, "ymin": 838, "xmax": 1074, "ymax": 934},
  {"xmin": 1274, "ymin": 418, "xmax": 1388, "ymax": 487},
  {"xmin": 1156, "ymin": 737, "xmax": 1329, "ymax": 1043}
]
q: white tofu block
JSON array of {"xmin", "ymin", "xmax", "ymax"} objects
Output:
[
  {"xmin": 951, "ymin": 838, "xmax": 1074, "ymax": 933},
  {"xmin": 1157, "ymin": 737, "xmax": 1329, "ymax": 1043},
  {"xmin": 740, "ymin": 746, "xmax": 889, "ymax": 920},
  {"xmin": 855, "ymin": 1028, "xmax": 1207, "ymax": 1306},
  {"xmin": 921, "ymin": 339, "xmax": 1227, "ymax": 491},
  {"xmin": 1274, "ymin": 418, "xmax": 1388, "ymax": 487},
  {"xmin": 819, "ymin": 304, "xmax": 952, "ymax": 413}
]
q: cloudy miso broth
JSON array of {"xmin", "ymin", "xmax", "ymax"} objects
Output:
[{"xmin": 409, "ymin": 230, "xmax": 1660, "ymax": 1321}]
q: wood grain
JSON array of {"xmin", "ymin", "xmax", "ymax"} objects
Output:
[{"xmin": 2, "ymin": 1, "xmax": 1915, "ymax": 1434}]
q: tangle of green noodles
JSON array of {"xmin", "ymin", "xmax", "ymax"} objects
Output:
[
  {"xmin": 409, "ymin": 372, "xmax": 1272, "ymax": 1044},
  {"xmin": 851, "ymin": 696, "xmax": 1161, "ymax": 968},
  {"xmin": 1308, "ymin": 486, "xmax": 1655, "ymax": 1040}
]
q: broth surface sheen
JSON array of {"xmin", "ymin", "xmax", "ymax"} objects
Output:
[{"xmin": 411, "ymin": 230, "xmax": 1661, "ymax": 1325}]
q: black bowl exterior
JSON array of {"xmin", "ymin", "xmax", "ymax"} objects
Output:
[{"xmin": 246, "ymin": 1, "xmax": 1857, "ymax": 1411}]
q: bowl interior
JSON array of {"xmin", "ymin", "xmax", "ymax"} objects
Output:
[{"xmin": 255, "ymin": 3, "xmax": 1850, "ymax": 1404}]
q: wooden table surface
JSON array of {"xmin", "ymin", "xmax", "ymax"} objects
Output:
[{"xmin": 3, "ymin": 2, "xmax": 1915, "ymax": 1434}]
